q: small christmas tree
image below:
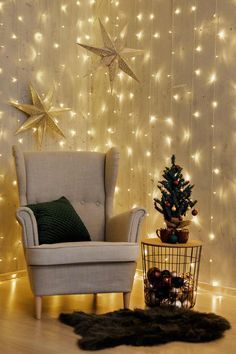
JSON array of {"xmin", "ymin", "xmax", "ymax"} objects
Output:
[{"xmin": 154, "ymin": 155, "xmax": 198, "ymax": 232}]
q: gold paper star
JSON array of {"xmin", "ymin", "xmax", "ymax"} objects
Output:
[
  {"xmin": 77, "ymin": 19, "xmax": 143, "ymax": 91},
  {"xmin": 10, "ymin": 85, "xmax": 70, "ymax": 147}
]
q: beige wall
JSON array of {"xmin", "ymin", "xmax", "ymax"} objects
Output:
[{"xmin": 0, "ymin": 0, "xmax": 235, "ymax": 288}]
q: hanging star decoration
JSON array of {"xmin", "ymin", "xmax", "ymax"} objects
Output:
[
  {"xmin": 10, "ymin": 85, "xmax": 71, "ymax": 147},
  {"xmin": 77, "ymin": 19, "xmax": 143, "ymax": 91}
]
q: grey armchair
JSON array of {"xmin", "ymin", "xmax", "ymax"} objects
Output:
[{"xmin": 13, "ymin": 146, "xmax": 146, "ymax": 319}]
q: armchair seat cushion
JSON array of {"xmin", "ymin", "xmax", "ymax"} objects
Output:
[{"xmin": 26, "ymin": 241, "xmax": 139, "ymax": 266}]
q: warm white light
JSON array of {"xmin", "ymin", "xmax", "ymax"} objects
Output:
[
  {"xmin": 127, "ymin": 147, "xmax": 132, "ymax": 156},
  {"xmin": 129, "ymin": 92, "xmax": 134, "ymax": 99},
  {"xmin": 146, "ymin": 151, "xmax": 151, "ymax": 157},
  {"xmin": 191, "ymin": 6, "xmax": 197, "ymax": 12},
  {"xmin": 136, "ymin": 31, "xmax": 143, "ymax": 40},
  {"xmin": 59, "ymin": 140, "xmax": 65, "ymax": 147},
  {"xmin": 173, "ymin": 94, "xmax": 179, "ymax": 101},
  {"xmin": 212, "ymin": 280, "xmax": 219, "ymax": 287},
  {"xmin": 195, "ymin": 69, "xmax": 201, "ymax": 76},
  {"xmin": 165, "ymin": 136, "xmax": 172, "ymax": 146},
  {"xmin": 218, "ymin": 30, "xmax": 225, "ymax": 40},
  {"xmin": 149, "ymin": 115, "xmax": 157, "ymax": 124},
  {"xmin": 61, "ymin": 4, "xmax": 67, "ymax": 12},
  {"xmin": 185, "ymin": 172, "xmax": 191, "ymax": 181},
  {"xmin": 193, "ymin": 111, "xmax": 200, "ymax": 118},
  {"xmin": 70, "ymin": 130, "xmax": 76, "ymax": 137},
  {"xmin": 192, "ymin": 215, "xmax": 200, "ymax": 225},
  {"xmin": 153, "ymin": 32, "xmax": 160, "ymax": 38},
  {"xmin": 209, "ymin": 233, "xmax": 215, "ymax": 240},
  {"xmin": 175, "ymin": 8, "xmax": 181, "ymax": 15},
  {"xmin": 213, "ymin": 168, "xmax": 220, "ymax": 175},
  {"xmin": 149, "ymin": 14, "xmax": 155, "ymax": 20},
  {"xmin": 165, "ymin": 117, "xmax": 173, "ymax": 126},
  {"xmin": 137, "ymin": 13, "xmax": 143, "ymax": 21},
  {"xmin": 11, "ymin": 33, "xmax": 17, "ymax": 39},
  {"xmin": 183, "ymin": 129, "xmax": 190, "ymax": 142},
  {"xmin": 196, "ymin": 45, "xmax": 202, "ymax": 52},
  {"xmin": 54, "ymin": 43, "xmax": 60, "ymax": 49},
  {"xmin": 191, "ymin": 151, "xmax": 201, "ymax": 163},
  {"xmin": 209, "ymin": 73, "xmax": 217, "ymax": 83},
  {"xmin": 115, "ymin": 186, "xmax": 120, "ymax": 194},
  {"xmin": 212, "ymin": 101, "xmax": 218, "ymax": 108},
  {"xmin": 18, "ymin": 16, "xmax": 23, "ymax": 22}
]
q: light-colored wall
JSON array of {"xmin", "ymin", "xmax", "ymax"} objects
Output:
[{"xmin": 0, "ymin": 0, "xmax": 235, "ymax": 288}]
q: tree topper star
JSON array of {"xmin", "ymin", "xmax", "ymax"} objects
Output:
[
  {"xmin": 10, "ymin": 85, "xmax": 70, "ymax": 147},
  {"xmin": 77, "ymin": 19, "xmax": 143, "ymax": 91}
]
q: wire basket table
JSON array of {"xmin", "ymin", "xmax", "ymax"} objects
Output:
[{"xmin": 141, "ymin": 238, "xmax": 203, "ymax": 309}]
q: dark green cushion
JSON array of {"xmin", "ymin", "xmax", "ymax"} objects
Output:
[{"xmin": 27, "ymin": 196, "xmax": 91, "ymax": 245}]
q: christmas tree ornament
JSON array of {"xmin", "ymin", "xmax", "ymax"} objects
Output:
[
  {"xmin": 192, "ymin": 209, "xmax": 198, "ymax": 216},
  {"xmin": 144, "ymin": 267, "xmax": 196, "ymax": 308},
  {"xmin": 77, "ymin": 19, "xmax": 143, "ymax": 92},
  {"xmin": 10, "ymin": 85, "xmax": 70, "ymax": 147},
  {"xmin": 171, "ymin": 205, "xmax": 176, "ymax": 211}
]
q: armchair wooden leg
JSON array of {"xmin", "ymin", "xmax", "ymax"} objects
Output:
[
  {"xmin": 123, "ymin": 292, "xmax": 131, "ymax": 309},
  {"xmin": 35, "ymin": 296, "xmax": 42, "ymax": 320}
]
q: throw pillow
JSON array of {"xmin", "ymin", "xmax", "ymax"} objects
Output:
[{"xmin": 27, "ymin": 196, "xmax": 91, "ymax": 244}]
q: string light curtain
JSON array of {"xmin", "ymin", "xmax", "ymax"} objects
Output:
[{"xmin": 0, "ymin": 0, "xmax": 235, "ymax": 288}]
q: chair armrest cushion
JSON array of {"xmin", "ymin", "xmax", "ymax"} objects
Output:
[
  {"xmin": 106, "ymin": 208, "xmax": 146, "ymax": 243},
  {"xmin": 16, "ymin": 207, "xmax": 39, "ymax": 247}
]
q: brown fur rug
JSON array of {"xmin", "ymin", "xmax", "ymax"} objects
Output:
[{"xmin": 59, "ymin": 306, "xmax": 230, "ymax": 351}]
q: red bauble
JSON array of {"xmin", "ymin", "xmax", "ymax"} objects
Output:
[
  {"xmin": 179, "ymin": 216, "xmax": 183, "ymax": 221},
  {"xmin": 147, "ymin": 267, "xmax": 161, "ymax": 286},
  {"xmin": 173, "ymin": 180, "xmax": 179, "ymax": 185},
  {"xmin": 165, "ymin": 202, "xmax": 171, "ymax": 207},
  {"xmin": 192, "ymin": 209, "xmax": 198, "ymax": 216}
]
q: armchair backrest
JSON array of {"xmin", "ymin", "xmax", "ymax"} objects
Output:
[{"xmin": 13, "ymin": 146, "xmax": 119, "ymax": 241}]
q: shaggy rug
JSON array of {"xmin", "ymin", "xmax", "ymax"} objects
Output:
[{"xmin": 59, "ymin": 306, "xmax": 230, "ymax": 351}]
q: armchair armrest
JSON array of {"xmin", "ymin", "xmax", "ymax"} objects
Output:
[
  {"xmin": 106, "ymin": 207, "xmax": 146, "ymax": 243},
  {"xmin": 16, "ymin": 207, "xmax": 39, "ymax": 247}
]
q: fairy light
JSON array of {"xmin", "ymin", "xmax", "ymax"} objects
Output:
[
  {"xmin": 193, "ymin": 111, "xmax": 200, "ymax": 118},
  {"xmin": 149, "ymin": 115, "xmax": 157, "ymax": 124},
  {"xmin": 209, "ymin": 233, "xmax": 215, "ymax": 240},
  {"xmin": 212, "ymin": 101, "xmax": 218, "ymax": 108},
  {"xmin": 213, "ymin": 168, "xmax": 220, "ymax": 175},
  {"xmin": 0, "ymin": 0, "xmax": 231, "ymax": 291},
  {"xmin": 212, "ymin": 280, "xmax": 219, "ymax": 287},
  {"xmin": 209, "ymin": 73, "xmax": 217, "ymax": 83},
  {"xmin": 165, "ymin": 117, "xmax": 173, "ymax": 126},
  {"xmin": 137, "ymin": 13, "xmax": 142, "ymax": 21},
  {"xmin": 196, "ymin": 45, "xmax": 202, "ymax": 52},
  {"xmin": 136, "ymin": 31, "xmax": 143, "ymax": 40},
  {"xmin": 218, "ymin": 30, "xmax": 225, "ymax": 40},
  {"xmin": 153, "ymin": 32, "xmax": 160, "ymax": 38}
]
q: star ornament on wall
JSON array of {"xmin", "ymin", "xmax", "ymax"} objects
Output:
[
  {"xmin": 10, "ymin": 85, "xmax": 71, "ymax": 148},
  {"xmin": 77, "ymin": 19, "xmax": 143, "ymax": 91}
]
